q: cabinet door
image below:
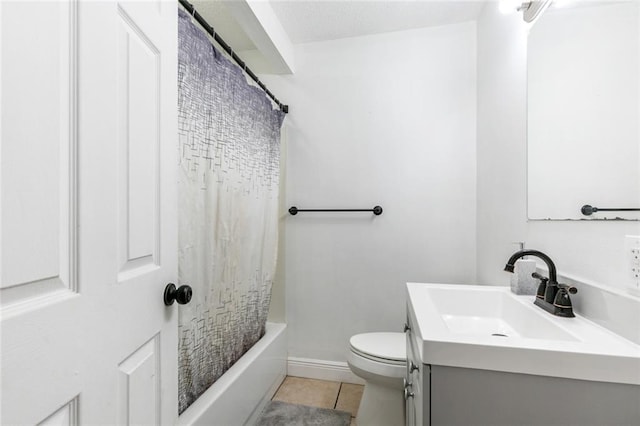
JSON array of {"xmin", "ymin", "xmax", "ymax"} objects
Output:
[
  {"xmin": 406, "ymin": 307, "xmax": 429, "ymax": 426},
  {"xmin": 416, "ymin": 364, "xmax": 429, "ymax": 426},
  {"xmin": 406, "ymin": 394, "xmax": 416, "ymax": 426}
]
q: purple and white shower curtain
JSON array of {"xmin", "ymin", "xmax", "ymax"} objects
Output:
[{"xmin": 177, "ymin": 9, "xmax": 285, "ymax": 414}]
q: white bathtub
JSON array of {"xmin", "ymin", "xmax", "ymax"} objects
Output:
[{"xmin": 177, "ymin": 322, "xmax": 287, "ymax": 426}]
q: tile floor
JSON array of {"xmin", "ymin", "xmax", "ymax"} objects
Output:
[{"xmin": 272, "ymin": 376, "xmax": 364, "ymax": 425}]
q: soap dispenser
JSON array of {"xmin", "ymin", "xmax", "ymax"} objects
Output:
[{"xmin": 510, "ymin": 242, "xmax": 538, "ymax": 295}]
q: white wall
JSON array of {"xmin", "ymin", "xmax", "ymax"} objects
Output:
[
  {"xmin": 476, "ymin": 0, "xmax": 529, "ymax": 285},
  {"xmin": 476, "ymin": 3, "xmax": 640, "ymax": 289},
  {"xmin": 263, "ymin": 22, "xmax": 477, "ymax": 362}
]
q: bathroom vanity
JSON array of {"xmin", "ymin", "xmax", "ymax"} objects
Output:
[{"xmin": 404, "ymin": 283, "xmax": 640, "ymax": 426}]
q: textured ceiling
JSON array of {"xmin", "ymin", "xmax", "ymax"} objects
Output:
[{"xmin": 194, "ymin": 0, "xmax": 486, "ymax": 53}]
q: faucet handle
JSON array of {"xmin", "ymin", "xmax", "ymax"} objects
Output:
[
  {"xmin": 558, "ymin": 283, "xmax": 578, "ymax": 294},
  {"xmin": 531, "ymin": 272, "xmax": 548, "ymax": 299},
  {"xmin": 531, "ymin": 272, "xmax": 548, "ymax": 282},
  {"xmin": 553, "ymin": 286, "xmax": 576, "ymax": 317}
]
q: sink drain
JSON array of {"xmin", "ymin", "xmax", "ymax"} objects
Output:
[{"xmin": 491, "ymin": 333, "xmax": 508, "ymax": 337}]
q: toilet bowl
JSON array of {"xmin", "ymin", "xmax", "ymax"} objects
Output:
[{"xmin": 347, "ymin": 332, "xmax": 406, "ymax": 426}]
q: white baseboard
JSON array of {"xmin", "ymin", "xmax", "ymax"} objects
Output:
[{"xmin": 287, "ymin": 357, "xmax": 365, "ymax": 385}]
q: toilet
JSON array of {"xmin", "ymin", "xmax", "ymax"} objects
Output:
[{"xmin": 347, "ymin": 332, "xmax": 406, "ymax": 426}]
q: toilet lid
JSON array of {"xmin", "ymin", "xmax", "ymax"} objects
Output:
[{"xmin": 350, "ymin": 332, "xmax": 406, "ymax": 362}]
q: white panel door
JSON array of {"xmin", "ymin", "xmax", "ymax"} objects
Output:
[{"xmin": 1, "ymin": 1, "xmax": 179, "ymax": 424}]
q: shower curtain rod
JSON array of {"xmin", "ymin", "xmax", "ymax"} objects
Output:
[{"xmin": 179, "ymin": 0, "xmax": 289, "ymax": 114}]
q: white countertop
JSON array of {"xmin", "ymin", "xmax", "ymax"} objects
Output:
[{"xmin": 407, "ymin": 282, "xmax": 640, "ymax": 385}]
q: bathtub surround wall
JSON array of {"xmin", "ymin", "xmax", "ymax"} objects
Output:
[
  {"xmin": 177, "ymin": 10, "xmax": 285, "ymax": 414},
  {"xmin": 476, "ymin": 4, "xmax": 640, "ymax": 289},
  {"xmin": 262, "ymin": 22, "xmax": 477, "ymax": 363}
]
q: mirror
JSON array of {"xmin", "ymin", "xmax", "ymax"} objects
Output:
[{"xmin": 527, "ymin": 0, "xmax": 640, "ymax": 220}]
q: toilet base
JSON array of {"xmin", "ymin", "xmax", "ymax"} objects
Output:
[{"xmin": 356, "ymin": 380, "xmax": 405, "ymax": 426}]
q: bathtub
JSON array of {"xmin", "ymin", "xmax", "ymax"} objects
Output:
[{"xmin": 177, "ymin": 322, "xmax": 287, "ymax": 426}]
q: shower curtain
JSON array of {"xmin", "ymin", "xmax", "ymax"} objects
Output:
[{"xmin": 177, "ymin": 9, "xmax": 285, "ymax": 414}]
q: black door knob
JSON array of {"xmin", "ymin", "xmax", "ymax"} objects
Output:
[{"xmin": 164, "ymin": 283, "xmax": 193, "ymax": 306}]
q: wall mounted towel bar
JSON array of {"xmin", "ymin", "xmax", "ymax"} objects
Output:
[
  {"xmin": 581, "ymin": 204, "xmax": 640, "ymax": 216},
  {"xmin": 289, "ymin": 206, "xmax": 383, "ymax": 216}
]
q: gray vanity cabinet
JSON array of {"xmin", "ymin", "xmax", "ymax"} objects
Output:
[{"xmin": 404, "ymin": 303, "xmax": 640, "ymax": 426}]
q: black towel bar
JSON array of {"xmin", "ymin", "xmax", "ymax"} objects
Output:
[{"xmin": 288, "ymin": 206, "xmax": 383, "ymax": 216}]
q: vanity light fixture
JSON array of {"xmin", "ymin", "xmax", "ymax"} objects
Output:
[{"xmin": 521, "ymin": 0, "xmax": 553, "ymax": 22}]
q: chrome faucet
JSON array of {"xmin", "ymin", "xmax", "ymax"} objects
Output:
[{"xmin": 504, "ymin": 249, "xmax": 577, "ymax": 317}]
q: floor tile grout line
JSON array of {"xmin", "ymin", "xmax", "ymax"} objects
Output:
[
  {"xmin": 333, "ymin": 382, "xmax": 344, "ymax": 410},
  {"xmin": 272, "ymin": 376, "xmax": 363, "ymax": 418}
]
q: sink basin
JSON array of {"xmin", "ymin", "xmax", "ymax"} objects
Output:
[
  {"xmin": 427, "ymin": 286, "xmax": 577, "ymax": 341},
  {"xmin": 407, "ymin": 283, "xmax": 640, "ymax": 385}
]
